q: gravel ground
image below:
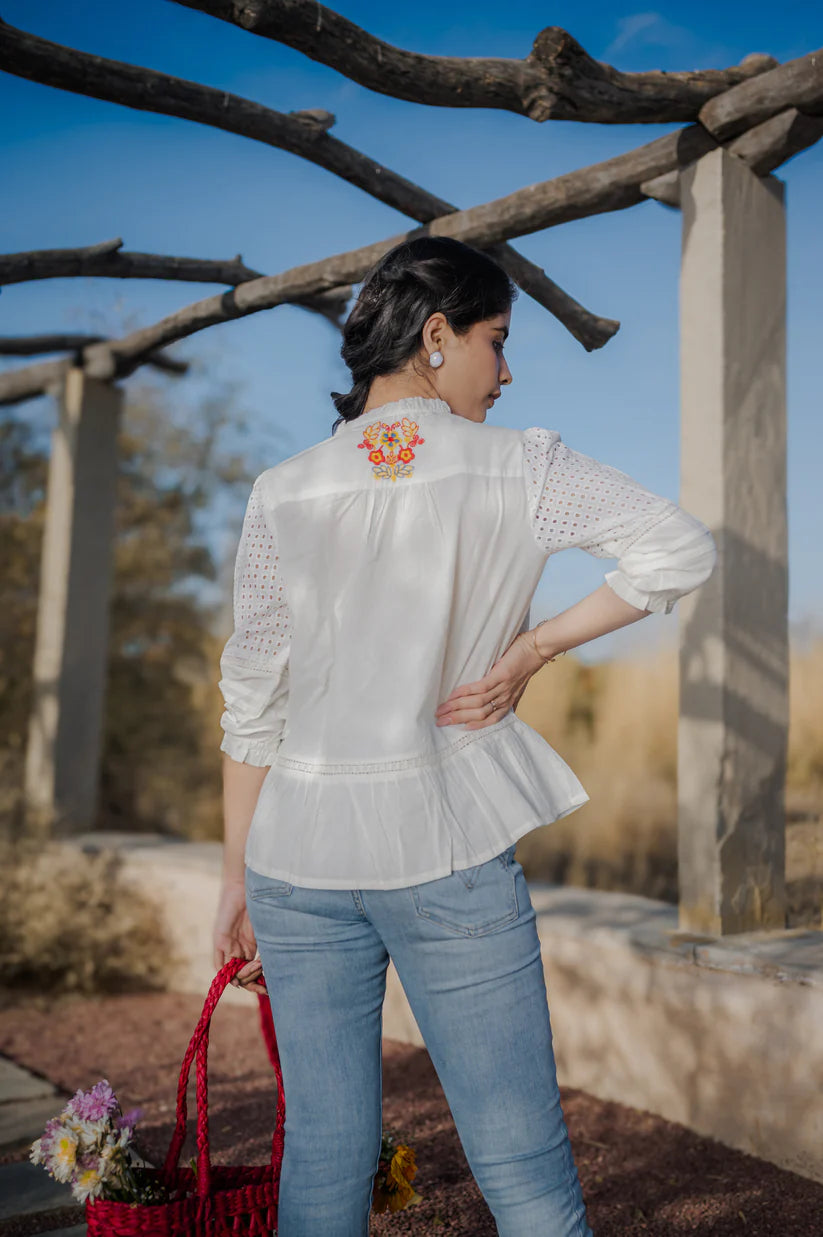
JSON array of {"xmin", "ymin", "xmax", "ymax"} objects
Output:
[{"xmin": 1, "ymin": 987, "xmax": 821, "ymax": 1236}]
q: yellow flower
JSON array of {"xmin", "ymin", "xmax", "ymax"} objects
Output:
[
  {"xmin": 390, "ymin": 1144, "xmax": 417, "ymax": 1187},
  {"xmin": 372, "ymin": 1145, "xmax": 421, "ymax": 1212}
]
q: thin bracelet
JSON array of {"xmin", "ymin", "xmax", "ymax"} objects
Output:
[{"xmin": 529, "ymin": 620, "xmax": 567, "ymax": 665}]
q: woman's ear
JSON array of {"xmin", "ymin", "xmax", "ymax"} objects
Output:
[{"xmin": 421, "ymin": 310, "xmax": 448, "ymax": 355}]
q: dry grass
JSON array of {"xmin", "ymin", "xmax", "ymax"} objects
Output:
[
  {"xmin": 0, "ymin": 837, "xmax": 175, "ymax": 995},
  {"xmin": 515, "ymin": 639, "xmax": 823, "ymax": 918}
]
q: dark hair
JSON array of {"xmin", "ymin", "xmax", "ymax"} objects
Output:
[{"xmin": 330, "ymin": 235, "xmax": 517, "ymax": 433}]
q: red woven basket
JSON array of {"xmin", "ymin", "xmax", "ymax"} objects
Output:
[{"xmin": 86, "ymin": 956, "xmax": 284, "ymax": 1235}]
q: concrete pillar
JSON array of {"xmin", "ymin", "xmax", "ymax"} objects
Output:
[
  {"xmin": 23, "ymin": 368, "xmax": 122, "ymax": 837},
  {"xmin": 677, "ymin": 147, "xmax": 788, "ymax": 934}
]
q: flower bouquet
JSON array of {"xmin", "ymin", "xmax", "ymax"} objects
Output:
[{"xmin": 30, "ymin": 1079, "xmax": 167, "ymax": 1204}]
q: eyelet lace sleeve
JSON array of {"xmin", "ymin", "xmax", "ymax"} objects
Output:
[
  {"xmin": 522, "ymin": 427, "xmax": 717, "ymax": 614},
  {"xmin": 218, "ymin": 476, "xmax": 292, "ymax": 766}
]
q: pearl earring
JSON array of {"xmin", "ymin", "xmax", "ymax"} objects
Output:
[{"xmin": 429, "ymin": 350, "xmax": 443, "ymax": 368}]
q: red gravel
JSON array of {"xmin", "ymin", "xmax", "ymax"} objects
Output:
[{"xmin": 1, "ymin": 988, "xmax": 821, "ymax": 1235}]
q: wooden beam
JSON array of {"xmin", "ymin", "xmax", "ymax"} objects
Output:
[
  {"xmin": 0, "ymin": 238, "xmax": 352, "ymax": 332},
  {"xmin": 0, "ymin": 340, "xmax": 189, "ymax": 406},
  {"xmin": 699, "ymin": 46, "xmax": 823, "ymax": 141},
  {"xmin": 174, "ymin": 0, "xmax": 777, "ymax": 124},
  {"xmin": 726, "ymin": 106, "xmax": 823, "ymax": 176},
  {"xmin": 0, "ymin": 334, "xmax": 186, "ymax": 374},
  {"xmin": 0, "ymin": 238, "xmax": 264, "ymax": 287},
  {"xmin": 640, "ymin": 106, "xmax": 823, "ymax": 207},
  {"xmin": 0, "ymin": 360, "xmax": 70, "ymax": 407}
]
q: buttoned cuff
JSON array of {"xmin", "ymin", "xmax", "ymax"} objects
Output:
[{"xmin": 603, "ymin": 569, "xmax": 675, "ymax": 615}]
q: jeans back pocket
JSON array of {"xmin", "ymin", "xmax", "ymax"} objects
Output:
[
  {"xmin": 245, "ymin": 867, "xmax": 294, "ymax": 902},
  {"xmin": 411, "ymin": 849, "xmax": 519, "ymax": 937}
]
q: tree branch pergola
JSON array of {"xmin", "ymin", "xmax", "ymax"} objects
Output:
[
  {"xmin": 0, "ymin": 19, "xmax": 618, "ymax": 350},
  {"xmin": 174, "ymin": 0, "xmax": 778, "ymax": 124},
  {"xmin": 3, "ymin": 36, "xmax": 821, "ymax": 404}
]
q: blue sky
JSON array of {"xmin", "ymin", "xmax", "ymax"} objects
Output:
[{"xmin": 2, "ymin": 1, "xmax": 821, "ymax": 660}]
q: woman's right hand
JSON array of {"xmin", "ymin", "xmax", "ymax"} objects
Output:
[{"xmin": 434, "ymin": 628, "xmax": 556, "ymax": 731}]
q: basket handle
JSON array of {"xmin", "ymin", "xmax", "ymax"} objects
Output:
[{"xmin": 161, "ymin": 957, "xmax": 285, "ymax": 1197}]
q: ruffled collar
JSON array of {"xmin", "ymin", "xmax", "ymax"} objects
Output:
[{"xmin": 335, "ymin": 397, "xmax": 452, "ymax": 431}]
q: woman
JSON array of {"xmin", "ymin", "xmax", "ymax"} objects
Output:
[{"xmin": 212, "ymin": 236, "xmax": 717, "ymax": 1237}]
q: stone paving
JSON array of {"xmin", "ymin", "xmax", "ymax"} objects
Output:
[{"xmin": 0, "ymin": 1053, "xmax": 84, "ymax": 1234}]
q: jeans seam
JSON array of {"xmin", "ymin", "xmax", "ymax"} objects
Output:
[{"xmin": 563, "ymin": 1131, "xmax": 587, "ymax": 1235}]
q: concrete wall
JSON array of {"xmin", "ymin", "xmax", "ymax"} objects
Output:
[{"xmin": 66, "ymin": 834, "xmax": 823, "ymax": 1185}]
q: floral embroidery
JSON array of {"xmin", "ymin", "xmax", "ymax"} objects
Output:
[{"xmin": 356, "ymin": 417, "xmax": 425, "ymax": 481}]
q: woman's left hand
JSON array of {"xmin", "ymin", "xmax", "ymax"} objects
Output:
[
  {"xmin": 434, "ymin": 630, "xmax": 546, "ymax": 729},
  {"xmin": 213, "ymin": 879, "xmax": 267, "ymax": 994}
]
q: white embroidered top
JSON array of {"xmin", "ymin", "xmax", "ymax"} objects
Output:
[{"xmin": 219, "ymin": 396, "xmax": 717, "ymax": 889}]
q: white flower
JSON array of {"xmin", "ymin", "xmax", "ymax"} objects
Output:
[
  {"xmin": 51, "ymin": 1129, "xmax": 79, "ymax": 1183},
  {"xmin": 72, "ymin": 1159, "xmax": 106, "ymax": 1203},
  {"xmin": 67, "ymin": 1115, "xmax": 106, "ymax": 1150},
  {"xmin": 99, "ymin": 1128, "xmax": 130, "ymax": 1162}
]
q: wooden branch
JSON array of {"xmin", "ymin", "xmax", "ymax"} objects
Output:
[
  {"xmin": 174, "ymin": 0, "xmax": 777, "ymax": 124},
  {"xmin": 0, "ymin": 334, "xmax": 189, "ymax": 375},
  {"xmin": 10, "ymin": 34, "xmax": 823, "ymax": 394},
  {"xmin": 0, "ymin": 359, "xmax": 70, "ymax": 407},
  {"xmin": 66, "ymin": 122, "xmax": 724, "ymax": 383},
  {"xmin": 699, "ymin": 46, "xmax": 823, "ymax": 140},
  {"xmin": 483, "ymin": 245, "xmax": 618, "ymax": 350},
  {"xmin": 726, "ymin": 106, "xmax": 823, "ymax": 176},
  {"xmin": 0, "ymin": 21, "xmax": 616, "ymax": 348},
  {"xmin": 84, "ymin": 63, "xmax": 822, "ymax": 382},
  {"xmin": 434, "ymin": 125, "xmax": 718, "ymax": 242},
  {"xmin": 289, "ymin": 289, "xmax": 352, "ymax": 331},
  {"xmin": 638, "ymin": 170, "xmax": 682, "ymax": 208},
  {"xmin": 0, "ymin": 237, "xmax": 352, "ymax": 330},
  {"xmin": 0, "ymin": 20, "xmax": 458, "ymax": 225},
  {"xmin": 0, "ymin": 336, "xmax": 191, "ymax": 404},
  {"xmin": 0, "ymin": 333, "xmax": 111, "ymax": 356},
  {"xmin": 0, "ymin": 238, "xmax": 264, "ymax": 287},
  {"xmin": 641, "ymin": 105, "xmax": 823, "ymax": 206}
]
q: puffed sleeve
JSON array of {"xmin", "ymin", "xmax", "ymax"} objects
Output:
[
  {"xmin": 522, "ymin": 427, "xmax": 717, "ymax": 615},
  {"xmin": 218, "ymin": 476, "xmax": 292, "ymax": 766}
]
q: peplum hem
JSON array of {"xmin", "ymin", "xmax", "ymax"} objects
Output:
[{"xmin": 244, "ymin": 713, "xmax": 590, "ymax": 890}]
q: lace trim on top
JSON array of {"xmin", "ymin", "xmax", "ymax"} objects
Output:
[
  {"xmin": 275, "ymin": 714, "xmax": 518, "ymax": 776},
  {"xmin": 522, "ymin": 426, "xmax": 679, "ymax": 557},
  {"xmin": 220, "ymin": 477, "xmax": 292, "ymax": 674}
]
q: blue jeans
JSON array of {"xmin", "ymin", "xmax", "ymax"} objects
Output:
[{"xmin": 245, "ymin": 843, "xmax": 594, "ymax": 1237}]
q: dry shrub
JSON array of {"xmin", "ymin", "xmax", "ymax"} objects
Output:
[
  {"xmin": 0, "ymin": 837, "xmax": 174, "ymax": 994},
  {"xmin": 515, "ymin": 637, "xmax": 823, "ymax": 905},
  {"xmin": 517, "ymin": 649, "xmax": 678, "ymax": 900},
  {"xmin": 788, "ymin": 638, "xmax": 823, "ymax": 817}
]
